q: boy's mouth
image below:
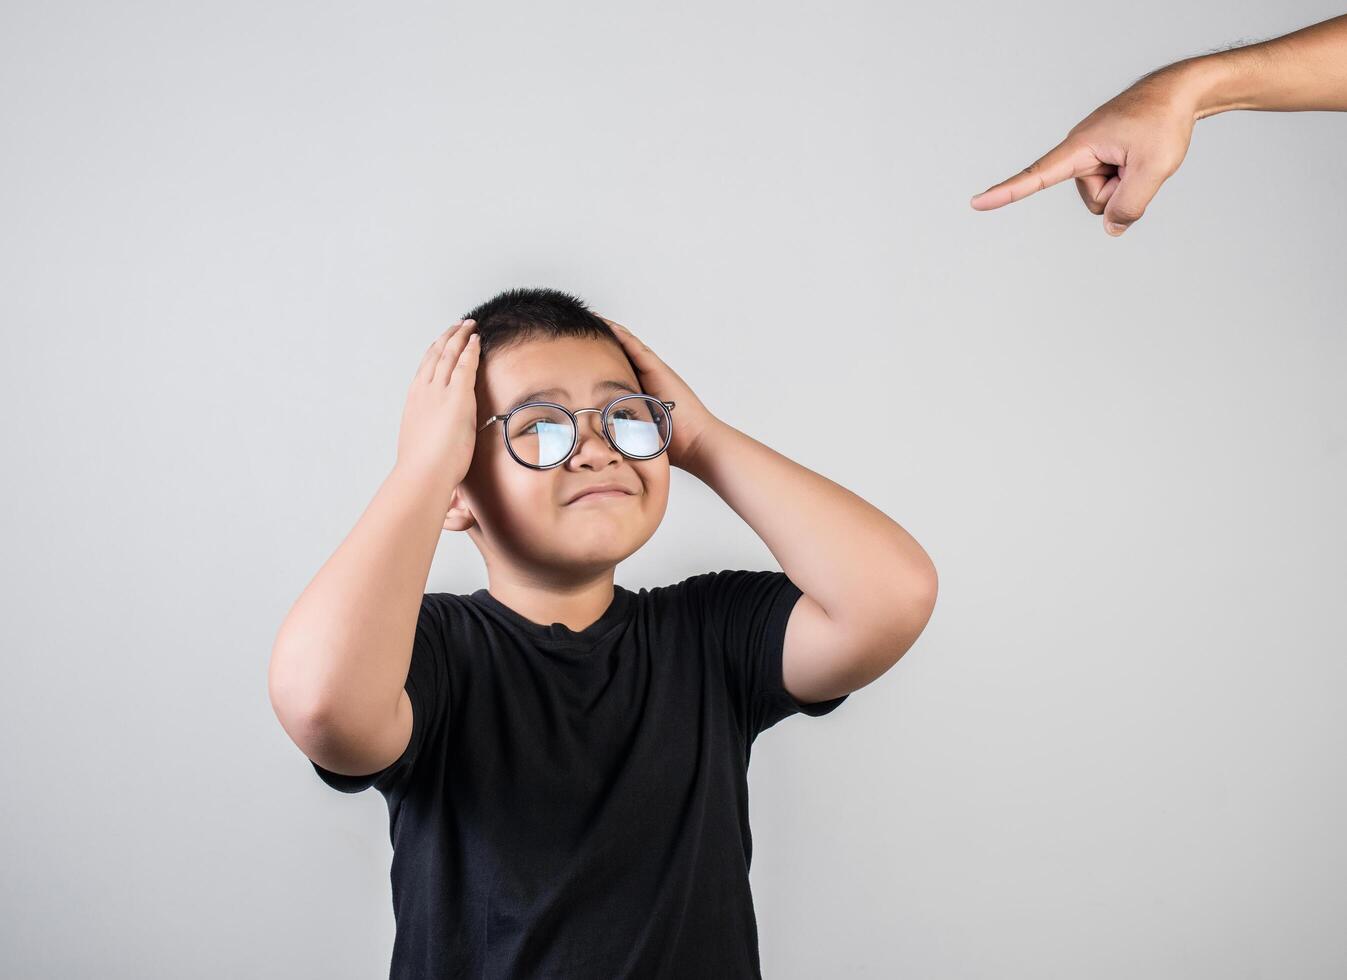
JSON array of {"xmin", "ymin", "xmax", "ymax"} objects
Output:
[{"xmin": 564, "ymin": 482, "xmax": 637, "ymax": 504}]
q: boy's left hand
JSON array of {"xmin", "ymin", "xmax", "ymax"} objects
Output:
[{"xmin": 597, "ymin": 314, "xmax": 722, "ymax": 472}]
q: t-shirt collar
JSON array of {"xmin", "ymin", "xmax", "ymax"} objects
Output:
[{"xmin": 469, "ymin": 583, "xmax": 633, "ymax": 647}]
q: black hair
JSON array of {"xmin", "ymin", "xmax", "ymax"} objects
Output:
[{"xmin": 462, "ymin": 287, "xmax": 620, "ymax": 360}]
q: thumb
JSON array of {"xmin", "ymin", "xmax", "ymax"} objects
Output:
[{"xmin": 1101, "ymin": 164, "xmax": 1168, "ymax": 236}]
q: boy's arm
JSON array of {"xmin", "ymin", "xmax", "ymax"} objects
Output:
[
  {"xmin": 682, "ymin": 421, "xmax": 938, "ymax": 704},
  {"xmin": 268, "ymin": 465, "xmax": 454, "ymax": 776},
  {"xmin": 599, "ymin": 315, "xmax": 937, "ymax": 705},
  {"xmin": 268, "ymin": 320, "xmax": 480, "ymax": 777}
]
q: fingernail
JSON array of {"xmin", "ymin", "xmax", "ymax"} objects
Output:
[{"xmin": 1105, "ymin": 222, "xmax": 1127, "ymax": 235}]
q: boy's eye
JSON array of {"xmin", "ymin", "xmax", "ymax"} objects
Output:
[{"xmin": 519, "ymin": 410, "xmax": 637, "ymax": 434}]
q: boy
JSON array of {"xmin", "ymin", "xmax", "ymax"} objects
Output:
[{"xmin": 268, "ymin": 288, "xmax": 938, "ymax": 978}]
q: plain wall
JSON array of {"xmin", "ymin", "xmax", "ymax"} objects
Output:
[{"xmin": 2, "ymin": 1, "xmax": 1344, "ymax": 976}]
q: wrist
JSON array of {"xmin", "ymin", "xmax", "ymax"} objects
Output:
[
  {"xmin": 679, "ymin": 418, "xmax": 733, "ymax": 482},
  {"xmin": 1172, "ymin": 49, "xmax": 1263, "ymax": 119},
  {"xmin": 388, "ymin": 460, "xmax": 462, "ymax": 508}
]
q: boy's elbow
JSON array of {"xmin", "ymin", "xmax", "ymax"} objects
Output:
[
  {"xmin": 886, "ymin": 563, "xmax": 938, "ymax": 663},
  {"xmin": 919, "ymin": 560, "xmax": 938, "ymax": 618},
  {"xmin": 902, "ymin": 554, "xmax": 938, "ymax": 624},
  {"xmin": 268, "ymin": 637, "xmax": 331, "ymax": 740}
]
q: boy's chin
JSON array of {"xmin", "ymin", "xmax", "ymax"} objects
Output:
[{"xmin": 542, "ymin": 537, "xmax": 645, "ymax": 570}]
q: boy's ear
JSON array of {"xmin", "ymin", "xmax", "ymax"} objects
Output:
[{"xmin": 443, "ymin": 486, "xmax": 477, "ymax": 533}]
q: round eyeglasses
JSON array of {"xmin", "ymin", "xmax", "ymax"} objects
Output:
[{"xmin": 477, "ymin": 394, "xmax": 676, "ymax": 470}]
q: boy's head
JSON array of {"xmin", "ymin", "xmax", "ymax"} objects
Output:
[{"xmin": 444, "ymin": 288, "xmax": 670, "ymax": 583}]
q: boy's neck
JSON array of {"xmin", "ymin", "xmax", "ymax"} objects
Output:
[{"xmin": 483, "ymin": 571, "xmax": 619, "ymax": 632}]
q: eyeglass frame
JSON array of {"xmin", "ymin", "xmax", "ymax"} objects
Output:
[{"xmin": 477, "ymin": 393, "xmax": 677, "ymax": 470}]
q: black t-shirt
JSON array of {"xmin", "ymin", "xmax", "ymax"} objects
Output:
[{"xmin": 311, "ymin": 568, "xmax": 849, "ymax": 979}]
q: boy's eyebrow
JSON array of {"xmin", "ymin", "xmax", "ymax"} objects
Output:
[{"xmin": 503, "ymin": 379, "xmax": 640, "ymax": 412}]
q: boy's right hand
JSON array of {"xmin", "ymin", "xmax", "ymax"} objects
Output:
[{"xmin": 395, "ymin": 318, "xmax": 481, "ymax": 489}]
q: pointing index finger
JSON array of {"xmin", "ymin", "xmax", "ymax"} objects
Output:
[{"xmin": 969, "ymin": 139, "xmax": 1095, "ymax": 211}]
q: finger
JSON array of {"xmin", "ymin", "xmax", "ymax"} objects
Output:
[
  {"xmin": 417, "ymin": 319, "xmax": 465, "ymax": 383},
  {"xmin": 432, "ymin": 319, "xmax": 476, "ymax": 386},
  {"xmin": 614, "ymin": 324, "xmax": 653, "ymax": 361},
  {"xmin": 596, "ymin": 314, "xmax": 631, "ymax": 337},
  {"xmin": 447, "ymin": 332, "xmax": 481, "ymax": 401},
  {"xmin": 1095, "ymin": 174, "xmax": 1120, "ymax": 209},
  {"xmin": 608, "ymin": 325, "xmax": 659, "ymax": 381},
  {"xmin": 969, "ymin": 139, "xmax": 1100, "ymax": 211},
  {"xmin": 597, "ymin": 315, "xmax": 644, "ymax": 354},
  {"xmin": 1074, "ymin": 175, "xmax": 1110, "ymax": 215},
  {"xmin": 1101, "ymin": 165, "xmax": 1167, "ymax": 236}
]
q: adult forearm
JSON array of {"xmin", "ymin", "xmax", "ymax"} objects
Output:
[
  {"xmin": 268, "ymin": 464, "xmax": 455, "ymax": 734},
  {"xmin": 683, "ymin": 419, "xmax": 937, "ymax": 638},
  {"xmin": 1175, "ymin": 14, "xmax": 1347, "ymax": 117}
]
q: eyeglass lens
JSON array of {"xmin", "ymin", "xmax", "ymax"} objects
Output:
[{"xmin": 506, "ymin": 396, "xmax": 670, "ymax": 467}]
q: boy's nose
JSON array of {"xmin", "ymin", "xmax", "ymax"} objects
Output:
[{"xmin": 571, "ymin": 412, "xmax": 617, "ymax": 461}]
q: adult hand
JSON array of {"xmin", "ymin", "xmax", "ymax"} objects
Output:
[
  {"xmin": 969, "ymin": 14, "xmax": 1347, "ymax": 236},
  {"xmin": 970, "ymin": 67, "xmax": 1200, "ymax": 236}
]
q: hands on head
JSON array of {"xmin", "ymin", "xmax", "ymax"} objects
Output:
[
  {"xmin": 395, "ymin": 308, "xmax": 723, "ymax": 535},
  {"xmin": 397, "ymin": 317, "xmax": 481, "ymax": 493}
]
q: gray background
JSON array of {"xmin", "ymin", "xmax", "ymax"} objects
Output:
[{"xmin": 2, "ymin": 1, "xmax": 1344, "ymax": 977}]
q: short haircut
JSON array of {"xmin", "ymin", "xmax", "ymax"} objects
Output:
[{"xmin": 462, "ymin": 287, "xmax": 619, "ymax": 360}]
